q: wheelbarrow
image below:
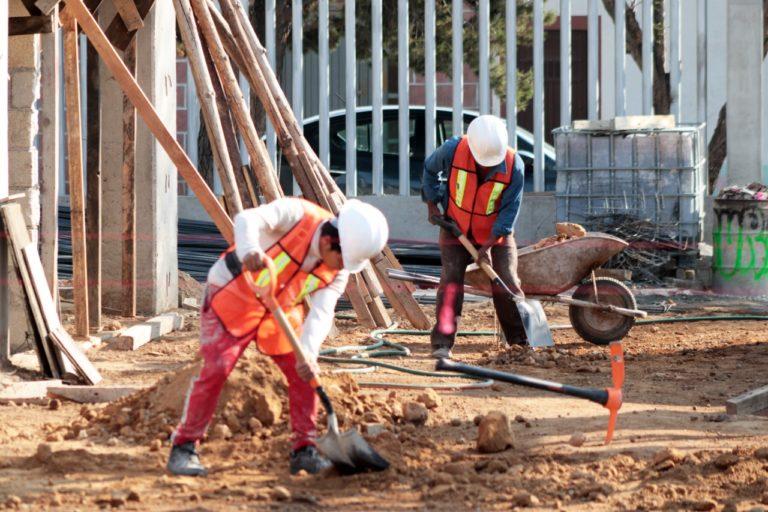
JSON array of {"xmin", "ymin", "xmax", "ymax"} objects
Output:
[{"xmin": 389, "ymin": 232, "xmax": 647, "ymax": 345}]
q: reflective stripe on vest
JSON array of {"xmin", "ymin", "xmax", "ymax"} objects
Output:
[
  {"xmin": 455, "ymin": 170, "xmax": 468, "ymax": 208},
  {"xmin": 295, "ymin": 274, "xmax": 322, "ymax": 305},
  {"xmin": 485, "ymin": 182, "xmax": 506, "ymax": 215},
  {"xmin": 255, "ymin": 251, "xmax": 291, "ymax": 287}
]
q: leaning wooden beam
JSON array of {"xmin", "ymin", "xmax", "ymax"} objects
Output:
[
  {"xmin": 122, "ymin": 38, "xmax": 137, "ymax": 317},
  {"xmin": 86, "ymin": 40, "xmax": 101, "ymax": 332},
  {"xmin": 62, "ymin": 12, "xmax": 90, "ymax": 338},
  {"xmin": 113, "ymin": 0, "xmax": 145, "ymax": 31},
  {"xmin": 65, "ymin": 0, "xmax": 234, "ymax": 243},
  {"xmin": 34, "ymin": 0, "xmax": 60, "ymax": 16},
  {"xmin": 189, "ymin": 0, "xmax": 281, "ymax": 202},
  {"xmin": 173, "ymin": 0, "xmax": 243, "ymax": 215},
  {"xmin": 105, "ymin": 0, "xmax": 155, "ymax": 51},
  {"xmin": 9, "ymin": 16, "xmax": 53, "ymax": 36}
]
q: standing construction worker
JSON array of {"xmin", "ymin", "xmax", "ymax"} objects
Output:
[
  {"xmin": 423, "ymin": 115, "xmax": 526, "ymax": 359},
  {"xmin": 167, "ymin": 197, "xmax": 388, "ymax": 477}
]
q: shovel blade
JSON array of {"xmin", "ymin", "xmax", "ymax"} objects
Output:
[
  {"xmin": 317, "ymin": 428, "xmax": 390, "ymax": 475},
  {"xmin": 517, "ymin": 299, "xmax": 554, "ymax": 348}
]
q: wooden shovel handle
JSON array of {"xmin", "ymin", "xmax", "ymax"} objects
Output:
[{"xmin": 430, "ymin": 215, "xmax": 502, "ymax": 283}]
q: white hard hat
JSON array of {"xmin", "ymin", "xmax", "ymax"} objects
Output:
[
  {"xmin": 466, "ymin": 115, "xmax": 508, "ymax": 167},
  {"xmin": 337, "ymin": 199, "xmax": 389, "ymax": 274}
]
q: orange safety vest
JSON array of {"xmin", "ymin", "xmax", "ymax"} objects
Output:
[
  {"xmin": 446, "ymin": 136, "xmax": 515, "ymax": 245},
  {"xmin": 209, "ymin": 200, "xmax": 340, "ymax": 356}
]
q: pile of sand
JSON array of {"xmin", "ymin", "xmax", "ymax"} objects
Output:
[{"xmin": 66, "ymin": 350, "xmax": 399, "ymax": 446}]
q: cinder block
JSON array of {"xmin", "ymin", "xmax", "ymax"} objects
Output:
[
  {"xmin": 8, "ymin": 188, "xmax": 41, "ymax": 233},
  {"xmin": 9, "ymin": 149, "xmax": 38, "ymax": 188},
  {"xmin": 8, "ymin": 109, "xmax": 37, "ymax": 149},
  {"xmin": 10, "ymin": 70, "xmax": 41, "ymax": 109},
  {"xmin": 8, "ymin": 35, "xmax": 40, "ymax": 69}
]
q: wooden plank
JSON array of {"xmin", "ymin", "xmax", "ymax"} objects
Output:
[
  {"xmin": 62, "ymin": 14, "xmax": 90, "ymax": 338},
  {"xmin": 86, "ymin": 40, "xmax": 101, "ymax": 332},
  {"xmin": 345, "ymin": 276, "xmax": 376, "ymax": 329},
  {"xmin": 1, "ymin": 205, "xmax": 59, "ymax": 377},
  {"xmin": 34, "ymin": 0, "xmax": 61, "ymax": 16},
  {"xmin": 105, "ymin": 0, "xmax": 154, "ymax": 51},
  {"xmin": 9, "ymin": 16, "xmax": 53, "ymax": 36},
  {"xmin": 20, "ymin": 0, "xmax": 43, "ymax": 16},
  {"xmin": 122, "ymin": 38, "xmax": 137, "ymax": 317},
  {"xmin": 726, "ymin": 385, "xmax": 768, "ymax": 415},
  {"xmin": 48, "ymin": 385, "xmax": 142, "ymax": 403},
  {"xmin": 572, "ymin": 119, "xmax": 613, "ymax": 130},
  {"xmin": 110, "ymin": 312, "xmax": 185, "ymax": 351},
  {"xmin": 48, "ymin": 328, "xmax": 102, "ymax": 385},
  {"xmin": 113, "ymin": 0, "xmax": 145, "ymax": 31},
  {"xmin": 0, "ymin": 380, "xmax": 62, "ymax": 401},
  {"xmin": 67, "ymin": 0, "xmax": 234, "ymax": 242}
]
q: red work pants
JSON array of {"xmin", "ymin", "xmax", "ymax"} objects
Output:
[{"xmin": 172, "ymin": 285, "xmax": 318, "ymax": 451}]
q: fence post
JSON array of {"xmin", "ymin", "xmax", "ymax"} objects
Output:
[
  {"xmin": 398, "ymin": 0, "xmax": 410, "ymax": 195},
  {"xmin": 533, "ymin": 0, "xmax": 545, "ymax": 191},
  {"xmin": 345, "ymin": 0, "xmax": 357, "ymax": 196}
]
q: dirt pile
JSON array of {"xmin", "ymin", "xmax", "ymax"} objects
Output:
[
  {"xmin": 478, "ymin": 344, "xmax": 612, "ymax": 374},
  {"xmin": 61, "ymin": 350, "xmax": 390, "ymax": 446}
]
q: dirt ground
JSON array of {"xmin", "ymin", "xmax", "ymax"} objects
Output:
[{"xmin": 0, "ymin": 299, "xmax": 767, "ymax": 511}]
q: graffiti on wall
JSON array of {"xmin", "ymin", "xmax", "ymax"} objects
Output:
[{"xmin": 713, "ymin": 204, "xmax": 768, "ymax": 282}]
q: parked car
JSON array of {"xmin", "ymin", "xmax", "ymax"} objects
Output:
[{"xmin": 276, "ymin": 106, "xmax": 557, "ymax": 195}]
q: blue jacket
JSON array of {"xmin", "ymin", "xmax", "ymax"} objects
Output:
[{"xmin": 421, "ymin": 136, "xmax": 525, "ymax": 238}]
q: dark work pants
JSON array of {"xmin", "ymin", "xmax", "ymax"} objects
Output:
[{"xmin": 430, "ymin": 229, "xmax": 526, "ymax": 350}]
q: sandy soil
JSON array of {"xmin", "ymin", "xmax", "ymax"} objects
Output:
[{"xmin": 0, "ymin": 300, "xmax": 767, "ymax": 511}]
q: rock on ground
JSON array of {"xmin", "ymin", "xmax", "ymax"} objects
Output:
[
  {"xmin": 416, "ymin": 389, "xmax": 441, "ymax": 410},
  {"xmin": 569, "ymin": 432, "xmax": 586, "ymax": 447},
  {"xmin": 477, "ymin": 411, "xmax": 515, "ymax": 453},
  {"xmin": 403, "ymin": 402, "xmax": 429, "ymax": 425}
]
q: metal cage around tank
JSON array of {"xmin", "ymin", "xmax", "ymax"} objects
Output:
[{"xmin": 553, "ymin": 124, "xmax": 707, "ymax": 250}]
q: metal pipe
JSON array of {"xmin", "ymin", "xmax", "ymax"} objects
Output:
[
  {"xmin": 587, "ymin": 0, "xmax": 598, "ymax": 120},
  {"xmin": 318, "ymin": 0, "xmax": 330, "ymax": 169},
  {"xmin": 642, "ymin": 0, "xmax": 653, "ymax": 115},
  {"xmin": 506, "ymin": 0, "xmax": 516, "ymax": 147},
  {"xmin": 452, "ymin": 0, "xmax": 463, "ymax": 137},
  {"xmin": 398, "ymin": 0, "xmax": 410, "ymax": 195},
  {"xmin": 670, "ymin": 0, "xmax": 681, "ymax": 121},
  {"xmin": 372, "ymin": 0, "xmax": 383, "ymax": 195},
  {"xmin": 425, "ymin": 0, "xmax": 436, "ymax": 156},
  {"xmin": 265, "ymin": 0, "xmax": 277, "ymax": 166},
  {"xmin": 614, "ymin": 0, "xmax": 625, "ymax": 117},
  {"xmin": 560, "ymin": 0, "xmax": 571, "ymax": 127},
  {"xmin": 533, "ymin": 0, "xmax": 545, "ymax": 191},
  {"xmin": 291, "ymin": 0, "xmax": 302, "ymax": 195},
  {"xmin": 345, "ymin": 0, "xmax": 357, "ymax": 196},
  {"xmin": 478, "ymin": 0, "xmax": 490, "ymax": 114}
]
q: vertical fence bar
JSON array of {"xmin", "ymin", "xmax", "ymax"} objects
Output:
[
  {"xmin": 398, "ymin": 0, "xmax": 410, "ymax": 195},
  {"xmin": 614, "ymin": 0, "xmax": 625, "ymax": 117},
  {"xmin": 642, "ymin": 0, "xmax": 653, "ymax": 115},
  {"xmin": 533, "ymin": 0, "xmax": 544, "ymax": 191},
  {"xmin": 345, "ymin": 0, "xmax": 357, "ymax": 196},
  {"xmin": 670, "ymin": 0, "xmax": 681, "ymax": 121},
  {"xmin": 319, "ymin": 0, "xmax": 330, "ymax": 169},
  {"xmin": 452, "ymin": 0, "xmax": 463, "ymax": 137},
  {"xmin": 265, "ymin": 0, "xmax": 277, "ymax": 166},
  {"xmin": 291, "ymin": 0, "xmax": 303, "ymax": 195},
  {"xmin": 372, "ymin": 0, "xmax": 383, "ymax": 195},
  {"xmin": 560, "ymin": 0, "xmax": 571, "ymax": 127},
  {"xmin": 478, "ymin": 0, "xmax": 490, "ymax": 114},
  {"xmin": 506, "ymin": 0, "xmax": 516, "ymax": 147},
  {"xmin": 587, "ymin": 0, "xmax": 598, "ymax": 120},
  {"xmin": 425, "ymin": 0, "xmax": 436, "ymax": 156},
  {"xmin": 697, "ymin": 0, "xmax": 707, "ymax": 127}
]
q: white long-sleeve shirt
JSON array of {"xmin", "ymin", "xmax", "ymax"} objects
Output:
[{"xmin": 207, "ymin": 198, "xmax": 348, "ymax": 359}]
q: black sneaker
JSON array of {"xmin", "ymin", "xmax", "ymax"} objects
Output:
[
  {"xmin": 167, "ymin": 442, "xmax": 208, "ymax": 477},
  {"xmin": 289, "ymin": 445, "xmax": 332, "ymax": 475}
]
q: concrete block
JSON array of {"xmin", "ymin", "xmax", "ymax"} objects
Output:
[
  {"xmin": 8, "ymin": 35, "xmax": 40, "ymax": 69},
  {"xmin": 110, "ymin": 313, "xmax": 185, "ymax": 351},
  {"xmin": 8, "ymin": 109, "xmax": 37, "ymax": 149},
  {"xmin": 0, "ymin": 379, "xmax": 63, "ymax": 402},
  {"xmin": 8, "ymin": 149, "xmax": 38, "ymax": 187},
  {"xmin": 726, "ymin": 384, "xmax": 768, "ymax": 415},
  {"xmin": 9, "ymin": 69, "xmax": 40, "ymax": 109},
  {"xmin": 48, "ymin": 385, "xmax": 143, "ymax": 403}
]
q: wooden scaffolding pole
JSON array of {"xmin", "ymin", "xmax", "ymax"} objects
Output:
[
  {"xmin": 122, "ymin": 38, "xmax": 137, "ymax": 317},
  {"xmin": 173, "ymin": 0, "xmax": 243, "ymax": 216},
  {"xmin": 85, "ymin": 40, "xmax": 101, "ymax": 332},
  {"xmin": 62, "ymin": 11, "xmax": 90, "ymax": 337},
  {"xmin": 64, "ymin": 0, "xmax": 234, "ymax": 243}
]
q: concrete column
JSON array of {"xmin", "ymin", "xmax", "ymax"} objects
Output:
[
  {"xmin": 0, "ymin": 0, "xmax": 10, "ymax": 363},
  {"xmin": 726, "ymin": 0, "xmax": 764, "ymax": 186},
  {"xmin": 100, "ymin": 2, "xmax": 178, "ymax": 315}
]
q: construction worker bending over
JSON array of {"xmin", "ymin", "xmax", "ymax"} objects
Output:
[
  {"xmin": 168, "ymin": 197, "xmax": 388, "ymax": 477},
  {"xmin": 423, "ymin": 115, "xmax": 526, "ymax": 359}
]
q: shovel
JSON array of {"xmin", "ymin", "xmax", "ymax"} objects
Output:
[
  {"xmin": 436, "ymin": 341, "xmax": 625, "ymax": 444},
  {"xmin": 430, "ymin": 215, "xmax": 554, "ymax": 348},
  {"xmin": 248, "ymin": 258, "xmax": 390, "ymax": 475}
]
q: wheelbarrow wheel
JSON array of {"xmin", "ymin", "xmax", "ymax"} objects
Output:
[{"xmin": 569, "ymin": 277, "xmax": 636, "ymax": 345}]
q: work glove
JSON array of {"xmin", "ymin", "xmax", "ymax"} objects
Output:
[
  {"xmin": 427, "ymin": 202, "xmax": 442, "ymax": 225},
  {"xmin": 295, "ymin": 358, "xmax": 320, "ymax": 383}
]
